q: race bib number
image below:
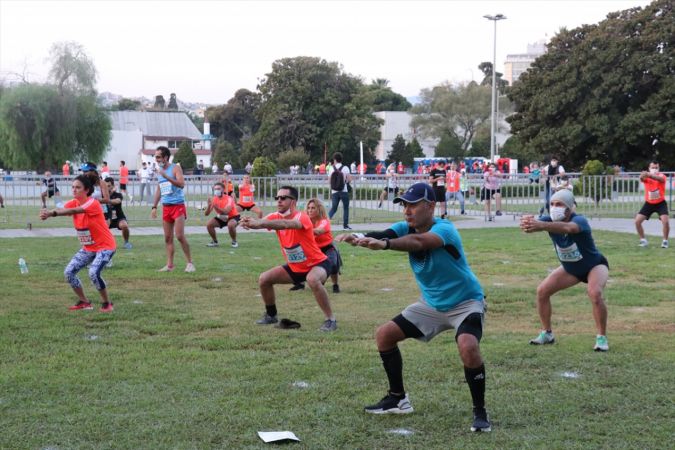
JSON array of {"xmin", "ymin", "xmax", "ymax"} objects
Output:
[
  {"xmin": 648, "ymin": 189, "xmax": 661, "ymax": 201},
  {"xmin": 284, "ymin": 244, "xmax": 307, "ymax": 263},
  {"xmin": 111, "ymin": 210, "xmax": 117, "ymax": 220},
  {"xmin": 555, "ymin": 243, "xmax": 582, "ymax": 262},
  {"xmin": 76, "ymin": 228, "xmax": 94, "ymax": 246},
  {"xmin": 218, "ymin": 214, "xmax": 230, "ymax": 222},
  {"xmin": 242, "ymin": 195, "xmax": 253, "ymax": 203},
  {"xmin": 437, "ymin": 179, "xmax": 445, "ymax": 187},
  {"xmin": 159, "ymin": 181, "xmax": 172, "ymax": 196}
]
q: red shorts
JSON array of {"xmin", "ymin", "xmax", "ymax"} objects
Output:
[{"xmin": 162, "ymin": 204, "xmax": 187, "ymax": 223}]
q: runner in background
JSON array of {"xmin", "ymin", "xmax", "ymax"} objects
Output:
[
  {"xmin": 104, "ymin": 177, "xmax": 132, "ymax": 249},
  {"xmin": 119, "ymin": 161, "xmax": 131, "ymax": 202},
  {"xmin": 40, "ymin": 170, "xmax": 63, "ymax": 208},
  {"xmin": 446, "ymin": 161, "xmax": 466, "ymax": 215},
  {"xmin": 236, "ymin": 175, "xmax": 263, "ymax": 219},
  {"xmin": 635, "ymin": 161, "xmax": 669, "ymax": 248},
  {"xmin": 205, "ymin": 182, "xmax": 240, "ymax": 248}
]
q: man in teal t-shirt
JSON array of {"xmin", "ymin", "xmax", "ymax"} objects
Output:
[{"xmin": 336, "ymin": 182, "xmax": 490, "ymax": 433}]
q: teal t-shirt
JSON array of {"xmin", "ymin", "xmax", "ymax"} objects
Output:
[{"xmin": 390, "ymin": 218, "xmax": 484, "ymax": 311}]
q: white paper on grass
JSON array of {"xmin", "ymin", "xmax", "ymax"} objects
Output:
[{"xmin": 257, "ymin": 431, "xmax": 300, "ymax": 443}]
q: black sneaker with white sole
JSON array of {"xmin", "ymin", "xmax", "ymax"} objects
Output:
[
  {"xmin": 470, "ymin": 407, "xmax": 492, "ymax": 432},
  {"xmin": 255, "ymin": 313, "xmax": 278, "ymax": 325},
  {"xmin": 364, "ymin": 392, "xmax": 413, "ymax": 414}
]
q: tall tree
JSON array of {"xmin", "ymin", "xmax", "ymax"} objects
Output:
[
  {"xmin": 478, "ymin": 62, "xmax": 508, "ymax": 94},
  {"xmin": 387, "ymin": 134, "xmax": 408, "ymax": 164},
  {"xmin": 47, "ymin": 41, "xmax": 97, "ymax": 95},
  {"xmin": 207, "ymin": 88, "xmax": 260, "ymax": 151},
  {"xmin": 410, "ymin": 81, "xmax": 491, "ymax": 152},
  {"xmin": 507, "ymin": 0, "xmax": 674, "ymax": 169},
  {"xmin": 244, "ymin": 56, "xmax": 381, "ymax": 165},
  {"xmin": 173, "ymin": 141, "xmax": 196, "ymax": 170},
  {"xmin": 405, "ymin": 138, "xmax": 425, "ymax": 163},
  {"xmin": 359, "ymin": 78, "xmax": 412, "ymax": 112},
  {"xmin": 435, "ymin": 132, "xmax": 464, "ymax": 160},
  {"xmin": 113, "ymin": 98, "xmax": 141, "ymax": 111}
]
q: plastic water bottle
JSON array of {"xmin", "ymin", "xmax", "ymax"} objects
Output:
[{"xmin": 18, "ymin": 257, "xmax": 28, "ymax": 274}]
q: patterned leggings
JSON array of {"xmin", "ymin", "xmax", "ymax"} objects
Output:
[{"xmin": 64, "ymin": 249, "xmax": 115, "ymax": 291}]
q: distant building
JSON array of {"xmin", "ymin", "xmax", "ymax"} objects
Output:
[
  {"xmin": 373, "ymin": 111, "xmax": 438, "ymax": 161},
  {"xmin": 105, "ymin": 110, "xmax": 210, "ymax": 170},
  {"xmin": 504, "ymin": 40, "xmax": 547, "ymax": 85}
]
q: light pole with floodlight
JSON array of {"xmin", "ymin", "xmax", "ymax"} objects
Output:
[{"xmin": 483, "ymin": 13, "xmax": 506, "ymax": 162}]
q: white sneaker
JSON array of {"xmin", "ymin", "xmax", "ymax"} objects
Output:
[
  {"xmin": 206, "ymin": 241, "xmax": 219, "ymax": 247},
  {"xmin": 231, "ymin": 241, "xmax": 239, "ymax": 248},
  {"xmin": 158, "ymin": 265, "xmax": 174, "ymax": 272},
  {"xmin": 662, "ymin": 240, "xmax": 669, "ymax": 249},
  {"xmin": 185, "ymin": 263, "xmax": 196, "ymax": 273},
  {"xmin": 639, "ymin": 239, "xmax": 648, "ymax": 247}
]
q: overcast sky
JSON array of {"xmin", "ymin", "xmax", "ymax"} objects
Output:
[{"xmin": 0, "ymin": 0, "xmax": 652, "ymax": 104}]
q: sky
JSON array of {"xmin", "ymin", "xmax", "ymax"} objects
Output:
[{"xmin": 0, "ymin": 0, "xmax": 653, "ymax": 105}]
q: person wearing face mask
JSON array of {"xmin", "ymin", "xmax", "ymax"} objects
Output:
[
  {"xmin": 481, "ymin": 163, "xmax": 503, "ymax": 221},
  {"xmin": 540, "ymin": 156, "xmax": 565, "ymax": 215},
  {"xmin": 520, "ymin": 189, "xmax": 609, "ymax": 352},
  {"xmin": 241, "ymin": 185, "xmax": 337, "ymax": 332},
  {"xmin": 205, "ymin": 182, "xmax": 240, "ymax": 248},
  {"xmin": 635, "ymin": 161, "xmax": 669, "ymax": 249}
]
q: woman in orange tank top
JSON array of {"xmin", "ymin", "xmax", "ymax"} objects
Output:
[{"xmin": 306, "ymin": 198, "xmax": 342, "ymax": 293}]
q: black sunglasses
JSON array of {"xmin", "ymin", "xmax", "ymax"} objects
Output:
[{"xmin": 274, "ymin": 195, "xmax": 295, "ymax": 201}]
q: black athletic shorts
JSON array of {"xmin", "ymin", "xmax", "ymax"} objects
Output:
[
  {"xmin": 433, "ymin": 187, "xmax": 446, "ymax": 203},
  {"xmin": 120, "ymin": 183, "xmax": 128, "ymax": 190},
  {"xmin": 108, "ymin": 217, "xmax": 127, "ymax": 229},
  {"xmin": 46, "ymin": 188, "xmax": 59, "ymax": 198},
  {"xmin": 569, "ymin": 255, "xmax": 610, "ymax": 284},
  {"xmin": 481, "ymin": 188, "xmax": 500, "ymax": 201},
  {"xmin": 237, "ymin": 204, "xmax": 256, "ymax": 211},
  {"xmin": 215, "ymin": 215, "xmax": 241, "ymax": 228},
  {"xmin": 638, "ymin": 200, "xmax": 668, "ymax": 219},
  {"xmin": 282, "ymin": 259, "xmax": 334, "ymax": 285}
]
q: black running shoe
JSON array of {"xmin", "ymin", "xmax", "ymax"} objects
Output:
[
  {"xmin": 332, "ymin": 284, "xmax": 340, "ymax": 293},
  {"xmin": 364, "ymin": 392, "xmax": 413, "ymax": 414},
  {"xmin": 470, "ymin": 407, "xmax": 492, "ymax": 432},
  {"xmin": 289, "ymin": 283, "xmax": 305, "ymax": 291}
]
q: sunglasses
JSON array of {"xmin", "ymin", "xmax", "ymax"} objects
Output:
[{"xmin": 274, "ymin": 195, "xmax": 295, "ymax": 201}]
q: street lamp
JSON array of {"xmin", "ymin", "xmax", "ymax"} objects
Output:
[{"xmin": 483, "ymin": 13, "xmax": 507, "ymax": 162}]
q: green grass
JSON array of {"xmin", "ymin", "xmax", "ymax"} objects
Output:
[{"xmin": 1, "ymin": 228, "xmax": 673, "ymax": 449}]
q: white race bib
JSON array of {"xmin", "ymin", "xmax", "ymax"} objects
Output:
[
  {"xmin": 77, "ymin": 228, "xmax": 94, "ymax": 246},
  {"xmin": 437, "ymin": 179, "xmax": 445, "ymax": 187},
  {"xmin": 284, "ymin": 244, "xmax": 307, "ymax": 263},
  {"xmin": 648, "ymin": 189, "xmax": 661, "ymax": 201},
  {"xmin": 242, "ymin": 195, "xmax": 253, "ymax": 203},
  {"xmin": 555, "ymin": 243, "xmax": 582, "ymax": 262},
  {"xmin": 159, "ymin": 181, "xmax": 172, "ymax": 196},
  {"xmin": 111, "ymin": 210, "xmax": 117, "ymax": 220}
]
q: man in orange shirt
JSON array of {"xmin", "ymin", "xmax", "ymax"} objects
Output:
[
  {"xmin": 119, "ymin": 160, "xmax": 131, "ymax": 202},
  {"xmin": 62, "ymin": 161, "xmax": 71, "ymax": 177},
  {"xmin": 635, "ymin": 161, "xmax": 670, "ymax": 248},
  {"xmin": 39, "ymin": 174, "xmax": 117, "ymax": 312},
  {"xmin": 205, "ymin": 182, "xmax": 240, "ymax": 248},
  {"xmin": 242, "ymin": 185, "xmax": 337, "ymax": 331},
  {"xmin": 446, "ymin": 161, "xmax": 466, "ymax": 215}
]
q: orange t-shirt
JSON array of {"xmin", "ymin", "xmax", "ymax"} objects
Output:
[
  {"xmin": 62, "ymin": 164, "xmax": 70, "ymax": 176},
  {"xmin": 313, "ymin": 218, "xmax": 333, "ymax": 248},
  {"xmin": 120, "ymin": 166, "xmax": 129, "ymax": 183},
  {"xmin": 65, "ymin": 198, "xmax": 116, "ymax": 252},
  {"xmin": 238, "ymin": 183, "xmax": 255, "ymax": 207},
  {"xmin": 265, "ymin": 211, "xmax": 327, "ymax": 273},
  {"xmin": 446, "ymin": 171, "xmax": 461, "ymax": 193},
  {"xmin": 643, "ymin": 174, "xmax": 666, "ymax": 204},
  {"xmin": 212, "ymin": 195, "xmax": 238, "ymax": 220}
]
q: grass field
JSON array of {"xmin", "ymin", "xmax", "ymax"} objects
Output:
[{"xmin": 1, "ymin": 228, "xmax": 673, "ymax": 449}]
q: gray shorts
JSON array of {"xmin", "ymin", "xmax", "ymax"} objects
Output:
[{"xmin": 401, "ymin": 299, "xmax": 484, "ymax": 342}]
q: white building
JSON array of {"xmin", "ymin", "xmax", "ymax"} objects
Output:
[
  {"xmin": 504, "ymin": 40, "xmax": 547, "ymax": 85},
  {"xmin": 373, "ymin": 111, "xmax": 438, "ymax": 161},
  {"xmin": 105, "ymin": 110, "xmax": 210, "ymax": 170}
]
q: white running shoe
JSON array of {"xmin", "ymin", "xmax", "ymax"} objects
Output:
[
  {"xmin": 639, "ymin": 239, "xmax": 648, "ymax": 247},
  {"xmin": 661, "ymin": 240, "xmax": 669, "ymax": 249},
  {"xmin": 184, "ymin": 263, "xmax": 196, "ymax": 273}
]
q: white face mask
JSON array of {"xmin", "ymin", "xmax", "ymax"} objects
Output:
[
  {"xmin": 213, "ymin": 189, "xmax": 223, "ymax": 197},
  {"xmin": 649, "ymin": 168, "xmax": 658, "ymax": 174},
  {"xmin": 550, "ymin": 161, "xmax": 558, "ymax": 168},
  {"xmin": 550, "ymin": 206, "xmax": 567, "ymax": 221}
]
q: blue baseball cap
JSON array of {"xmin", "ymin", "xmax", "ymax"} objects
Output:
[
  {"xmin": 80, "ymin": 162, "xmax": 97, "ymax": 172},
  {"xmin": 393, "ymin": 182, "xmax": 436, "ymax": 204}
]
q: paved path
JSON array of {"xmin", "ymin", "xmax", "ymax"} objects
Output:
[{"xmin": 0, "ymin": 216, "xmax": 671, "ymax": 239}]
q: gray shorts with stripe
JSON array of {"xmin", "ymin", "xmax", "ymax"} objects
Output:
[{"xmin": 401, "ymin": 299, "xmax": 485, "ymax": 342}]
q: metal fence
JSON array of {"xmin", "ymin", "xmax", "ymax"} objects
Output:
[{"xmin": 0, "ymin": 172, "xmax": 673, "ymax": 229}]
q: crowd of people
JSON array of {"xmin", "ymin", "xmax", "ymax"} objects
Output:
[{"xmin": 29, "ymin": 152, "xmax": 671, "ymax": 433}]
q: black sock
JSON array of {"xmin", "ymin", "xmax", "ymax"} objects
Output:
[
  {"xmin": 464, "ymin": 364, "xmax": 486, "ymax": 409},
  {"xmin": 380, "ymin": 347, "xmax": 404, "ymax": 395},
  {"xmin": 265, "ymin": 304, "xmax": 277, "ymax": 317}
]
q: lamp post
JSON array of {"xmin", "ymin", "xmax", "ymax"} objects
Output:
[{"xmin": 483, "ymin": 13, "xmax": 506, "ymax": 162}]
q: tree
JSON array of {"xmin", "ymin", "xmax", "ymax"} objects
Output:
[
  {"xmin": 478, "ymin": 62, "xmax": 508, "ymax": 94},
  {"xmin": 359, "ymin": 78, "xmax": 412, "ymax": 112},
  {"xmin": 173, "ymin": 141, "xmax": 196, "ymax": 170},
  {"xmin": 113, "ymin": 98, "xmax": 141, "ymax": 111},
  {"xmin": 0, "ymin": 46, "xmax": 110, "ymax": 171},
  {"xmin": 410, "ymin": 81, "xmax": 491, "ymax": 152},
  {"xmin": 507, "ymin": 0, "xmax": 675, "ymax": 169},
  {"xmin": 405, "ymin": 138, "xmax": 425, "ymax": 164},
  {"xmin": 435, "ymin": 132, "xmax": 464, "ymax": 160},
  {"xmin": 245, "ymin": 56, "xmax": 381, "ymax": 165},
  {"xmin": 212, "ymin": 139, "xmax": 240, "ymax": 169},
  {"xmin": 168, "ymin": 93, "xmax": 178, "ymax": 110},
  {"xmin": 251, "ymin": 156, "xmax": 277, "ymax": 177},
  {"xmin": 48, "ymin": 41, "xmax": 97, "ymax": 95},
  {"xmin": 277, "ymin": 148, "xmax": 310, "ymax": 171},
  {"xmin": 387, "ymin": 134, "xmax": 407, "ymax": 164},
  {"xmin": 207, "ymin": 88, "xmax": 260, "ymax": 153},
  {"xmin": 153, "ymin": 95, "xmax": 166, "ymax": 110}
]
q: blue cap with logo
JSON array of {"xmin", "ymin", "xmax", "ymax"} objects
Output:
[
  {"xmin": 393, "ymin": 182, "xmax": 436, "ymax": 204},
  {"xmin": 80, "ymin": 162, "xmax": 97, "ymax": 172}
]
